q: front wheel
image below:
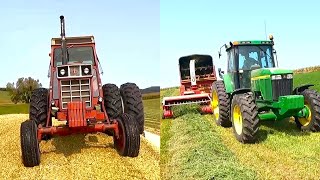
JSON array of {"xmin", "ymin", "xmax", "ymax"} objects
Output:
[
  {"xmin": 231, "ymin": 93, "xmax": 259, "ymax": 144},
  {"xmin": 20, "ymin": 120, "xmax": 41, "ymax": 167},
  {"xmin": 294, "ymin": 89, "xmax": 320, "ymax": 131},
  {"xmin": 113, "ymin": 113, "xmax": 140, "ymax": 157},
  {"xmin": 211, "ymin": 81, "xmax": 231, "ymax": 127}
]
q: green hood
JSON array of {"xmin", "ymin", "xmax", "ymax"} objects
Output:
[{"xmin": 251, "ymin": 68, "xmax": 293, "ymax": 78}]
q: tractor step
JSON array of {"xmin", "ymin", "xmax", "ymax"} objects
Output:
[{"xmin": 67, "ymin": 101, "xmax": 87, "ymax": 127}]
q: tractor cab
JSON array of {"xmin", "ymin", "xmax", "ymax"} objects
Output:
[
  {"xmin": 51, "ymin": 37, "xmax": 96, "ymax": 66},
  {"xmin": 221, "ymin": 39, "xmax": 276, "ymax": 89}
]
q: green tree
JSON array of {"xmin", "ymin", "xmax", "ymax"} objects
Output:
[{"xmin": 6, "ymin": 77, "xmax": 42, "ymax": 103}]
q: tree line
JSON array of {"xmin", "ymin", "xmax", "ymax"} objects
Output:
[{"xmin": 5, "ymin": 77, "xmax": 42, "ymax": 104}]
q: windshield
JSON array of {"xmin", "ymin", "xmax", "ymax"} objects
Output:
[
  {"xmin": 238, "ymin": 45, "xmax": 275, "ymax": 70},
  {"xmin": 54, "ymin": 46, "xmax": 95, "ymax": 66}
]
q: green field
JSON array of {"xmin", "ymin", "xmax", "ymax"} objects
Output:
[
  {"xmin": 0, "ymin": 91, "xmax": 160, "ymax": 134},
  {"xmin": 0, "ymin": 91, "xmax": 29, "ymax": 115},
  {"xmin": 143, "ymin": 98, "xmax": 160, "ymax": 134},
  {"xmin": 161, "ymin": 70, "xmax": 320, "ymax": 180}
]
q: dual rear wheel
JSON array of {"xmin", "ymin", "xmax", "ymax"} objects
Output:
[{"xmin": 102, "ymin": 82, "xmax": 144, "ymax": 157}]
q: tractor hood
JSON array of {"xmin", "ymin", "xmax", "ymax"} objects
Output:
[{"xmin": 251, "ymin": 68, "xmax": 293, "ymax": 78}]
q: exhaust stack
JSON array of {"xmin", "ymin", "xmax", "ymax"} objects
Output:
[{"xmin": 60, "ymin": 15, "xmax": 68, "ymax": 65}]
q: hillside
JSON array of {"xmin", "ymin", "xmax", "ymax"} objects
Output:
[{"xmin": 141, "ymin": 86, "xmax": 160, "ymax": 94}]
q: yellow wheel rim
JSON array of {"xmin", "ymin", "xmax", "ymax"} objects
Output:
[
  {"xmin": 211, "ymin": 90, "xmax": 219, "ymax": 120},
  {"xmin": 233, "ymin": 104, "xmax": 243, "ymax": 135},
  {"xmin": 298, "ymin": 104, "xmax": 312, "ymax": 126}
]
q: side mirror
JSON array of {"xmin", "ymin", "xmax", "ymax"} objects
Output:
[
  {"xmin": 218, "ymin": 68, "xmax": 224, "ymax": 79},
  {"xmin": 49, "ymin": 53, "xmax": 51, "ymax": 57},
  {"xmin": 218, "ymin": 52, "xmax": 221, "ymax": 59}
]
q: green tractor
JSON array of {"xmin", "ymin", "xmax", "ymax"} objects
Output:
[{"xmin": 212, "ymin": 35, "xmax": 320, "ymax": 143}]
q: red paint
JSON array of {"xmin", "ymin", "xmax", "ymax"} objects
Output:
[
  {"xmin": 39, "ymin": 36, "xmax": 113, "ymax": 140},
  {"xmin": 37, "ymin": 122, "xmax": 119, "ymax": 141},
  {"xmin": 162, "ymin": 55, "xmax": 217, "ymax": 118}
]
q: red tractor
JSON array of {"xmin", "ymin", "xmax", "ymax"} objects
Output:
[
  {"xmin": 162, "ymin": 54, "xmax": 217, "ymax": 118},
  {"xmin": 20, "ymin": 16, "xmax": 144, "ymax": 167}
]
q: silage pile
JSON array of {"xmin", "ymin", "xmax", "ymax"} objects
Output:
[{"xmin": 0, "ymin": 114, "xmax": 160, "ymax": 180}]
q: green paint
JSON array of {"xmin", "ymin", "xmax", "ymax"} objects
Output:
[
  {"xmin": 221, "ymin": 40, "xmax": 311, "ymax": 123},
  {"xmin": 258, "ymin": 111, "xmax": 277, "ymax": 120},
  {"xmin": 251, "ymin": 68, "xmax": 293, "ymax": 77},
  {"xmin": 222, "ymin": 74, "xmax": 234, "ymax": 93}
]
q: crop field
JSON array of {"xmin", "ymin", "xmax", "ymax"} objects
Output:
[
  {"xmin": 143, "ymin": 97, "xmax": 160, "ymax": 135},
  {"xmin": 0, "ymin": 91, "xmax": 160, "ymax": 135},
  {"xmin": 0, "ymin": 114, "xmax": 160, "ymax": 179},
  {"xmin": 160, "ymin": 70, "xmax": 320, "ymax": 180},
  {"xmin": 0, "ymin": 91, "xmax": 29, "ymax": 115},
  {"xmin": 0, "ymin": 91, "xmax": 160, "ymax": 179}
]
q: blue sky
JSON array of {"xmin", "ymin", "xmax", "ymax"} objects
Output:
[
  {"xmin": 0, "ymin": 0, "xmax": 159, "ymax": 89},
  {"xmin": 160, "ymin": 0, "xmax": 320, "ymax": 88}
]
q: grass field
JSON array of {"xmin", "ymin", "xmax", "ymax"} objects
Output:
[
  {"xmin": 0, "ymin": 91, "xmax": 160, "ymax": 134},
  {"xmin": 161, "ymin": 70, "xmax": 320, "ymax": 179},
  {"xmin": 143, "ymin": 97, "xmax": 160, "ymax": 134},
  {"xmin": 0, "ymin": 91, "xmax": 29, "ymax": 115}
]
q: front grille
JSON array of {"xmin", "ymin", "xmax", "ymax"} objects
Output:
[
  {"xmin": 60, "ymin": 79, "xmax": 91, "ymax": 109},
  {"xmin": 272, "ymin": 79, "xmax": 293, "ymax": 101}
]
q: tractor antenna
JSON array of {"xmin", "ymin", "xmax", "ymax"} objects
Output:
[{"xmin": 60, "ymin": 15, "xmax": 68, "ymax": 65}]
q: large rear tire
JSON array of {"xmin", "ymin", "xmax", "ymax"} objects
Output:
[
  {"xmin": 20, "ymin": 120, "xmax": 40, "ymax": 167},
  {"xmin": 29, "ymin": 88, "xmax": 49, "ymax": 127},
  {"xmin": 120, "ymin": 83, "xmax": 144, "ymax": 134},
  {"xmin": 113, "ymin": 113, "xmax": 140, "ymax": 157},
  {"xmin": 294, "ymin": 89, "xmax": 320, "ymax": 131},
  {"xmin": 211, "ymin": 81, "xmax": 231, "ymax": 127},
  {"xmin": 102, "ymin": 84, "xmax": 123, "ymax": 119},
  {"xmin": 231, "ymin": 93, "xmax": 259, "ymax": 144}
]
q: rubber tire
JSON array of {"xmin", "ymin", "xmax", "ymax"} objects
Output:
[
  {"xmin": 113, "ymin": 113, "xmax": 140, "ymax": 157},
  {"xmin": 120, "ymin": 83, "xmax": 144, "ymax": 134},
  {"xmin": 231, "ymin": 93, "xmax": 259, "ymax": 144},
  {"xmin": 294, "ymin": 89, "xmax": 320, "ymax": 131},
  {"xmin": 212, "ymin": 81, "xmax": 232, "ymax": 127},
  {"xmin": 102, "ymin": 84, "xmax": 123, "ymax": 119},
  {"xmin": 29, "ymin": 88, "xmax": 49, "ymax": 127},
  {"xmin": 20, "ymin": 120, "xmax": 40, "ymax": 167}
]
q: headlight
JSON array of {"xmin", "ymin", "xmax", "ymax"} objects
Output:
[
  {"xmin": 286, "ymin": 74, "xmax": 293, "ymax": 79},
  {"xmin": 81, "ymin": 65, "xmax": 92, "ymax": 75},
  {"xmin": 57, "ymin": 66, "xmax": 68, "ymax": 77},
  {"xmin": 60, "ymin": 69, "xmax": 65, "ymax": 75},
  {"xmin": 84, "ymin": 67, "xmax": 89, "ymax": 74},
  {"xmin": 271, "ymin": 75, "xmax": 282, "ymax": 80}
]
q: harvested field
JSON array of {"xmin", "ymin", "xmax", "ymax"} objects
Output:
[{"xmin": 0, "ymin": 114, "xmax": 160, "ymax": 180}]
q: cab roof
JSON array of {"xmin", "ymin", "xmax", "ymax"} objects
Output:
[
  {"xmin": 232, "ymin": 40, "xmax": 273, "ymax": 45},
  {"xmin": 51, "ymin": 36, "xmax": 95, "ymax": 45}
]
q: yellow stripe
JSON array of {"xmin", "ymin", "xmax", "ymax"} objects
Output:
[{"xmin": 251, "ymin": 75, "xmax": 270, "ymax": 80}]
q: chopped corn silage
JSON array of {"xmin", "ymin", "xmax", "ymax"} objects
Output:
[{"xmin": 0, "ymin": 114, "xmax": 160, "ymax": 180}]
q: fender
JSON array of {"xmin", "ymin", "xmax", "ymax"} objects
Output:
[
  {"xmin": 292, "ymin": 84, "xmax": 314, "ymax": 95},
  {"xmin": 231, "ymin": 88, "xmax": 252, "ymax": 99}
]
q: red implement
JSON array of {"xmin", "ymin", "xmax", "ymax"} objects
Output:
[{"xmin": 162, "ymin": 54, "xmax": 217, "ymax": 119}]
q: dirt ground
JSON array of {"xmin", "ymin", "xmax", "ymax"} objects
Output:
[{"xmin": 0, "ymin": 114, "xmax": 160, "ymax": 180}]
